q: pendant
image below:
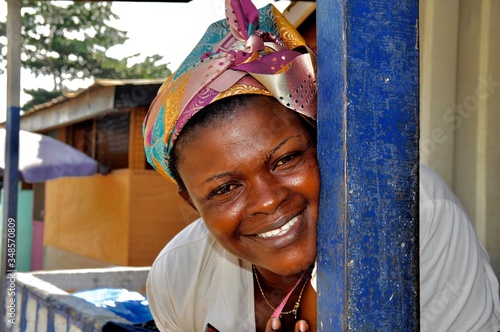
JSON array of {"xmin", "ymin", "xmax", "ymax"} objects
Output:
[{"xmin": 292, "ymin": 301, "xmax": 300, "ymax": 319}]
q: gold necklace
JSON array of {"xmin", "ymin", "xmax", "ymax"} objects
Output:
[{"xmin": 252, "ymin": 264, "xmax": 310, "ymax": 319}]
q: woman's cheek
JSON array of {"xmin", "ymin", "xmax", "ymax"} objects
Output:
[
  {"xmin": 290, "ymin": 159, "xmax": 320, "ymax": 192},
  {"xmin": 201, "ymin": 198, "xmax": 246, "ymax": 234}
]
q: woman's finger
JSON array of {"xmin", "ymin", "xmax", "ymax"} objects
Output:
[
  {"xmin": 265, "ymin": 317, "xmax": 281, "ymax": 331},
  {"xmin": 294, "ymin": 319, "xmax": 309, "ymax": 332}
]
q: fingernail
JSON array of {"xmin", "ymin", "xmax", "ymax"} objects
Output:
[
  {"xmin": 298, "ymin": 320, "xmax": 308, "ymax": 332},
  {"xmin": 271, "ymin": 317, "xmax": 281, "ymax": 330}
]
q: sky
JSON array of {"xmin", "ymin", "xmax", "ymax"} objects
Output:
[{"xmin": 0, "ymin": 0, "xmax": 290, "ymax": 123}]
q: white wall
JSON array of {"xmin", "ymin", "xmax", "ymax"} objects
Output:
[{"xmin": 420, "ymin": 0, "xmax": 500, "ymax": 278}]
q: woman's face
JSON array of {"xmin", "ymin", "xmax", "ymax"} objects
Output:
[{"xmin": 177, "ymin": 96, "xmax": 320, "ymax": 276}]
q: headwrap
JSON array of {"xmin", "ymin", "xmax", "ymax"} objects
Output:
[{"xmin": 143, "ymin": 0, "xmax": 317, "ymax": 182}]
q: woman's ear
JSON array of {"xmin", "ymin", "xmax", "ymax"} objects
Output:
[{"xmin": 178, "ymin": 189, "xmax": 198, "ymax": 213}]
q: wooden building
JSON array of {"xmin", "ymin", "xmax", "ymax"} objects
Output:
[{"xmin": 20, "ymin": 79, "xmax": 200, "ymax": 269}]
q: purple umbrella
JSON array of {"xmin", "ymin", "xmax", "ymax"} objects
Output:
[{"xmin": 0, "ymin": 129, "xmax": 108, "ymax": 183}]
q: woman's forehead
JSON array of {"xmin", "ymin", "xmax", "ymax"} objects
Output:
[
  {"xmin": 177, "ymin": 99, "xmax": 310, "ymax": 169},
  {"xmin": 180, "ymin": 95, "xmax": 301, "ymax": 142}
]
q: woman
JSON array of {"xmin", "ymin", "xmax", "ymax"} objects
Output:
[{"xmin": 143, "ymin": 0, "xmax": 500, "ymax": 331}]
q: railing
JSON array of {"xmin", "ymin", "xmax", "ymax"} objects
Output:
[{"xmin": 5, "ymin": 267, "xmax": 150, "ymax": 331}]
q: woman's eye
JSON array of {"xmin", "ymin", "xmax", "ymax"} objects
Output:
[
  {"xmin": 210, "ymin": 184, "xmax": 237, "ymax": 197},
  {"xmin": 275, "ymin": 153, "xmax": 297, "ymax": 168}
]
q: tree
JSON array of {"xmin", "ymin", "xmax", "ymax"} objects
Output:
[{"xmin": 0, "ymin": 1, "xmax": 171, "ymax": 110}]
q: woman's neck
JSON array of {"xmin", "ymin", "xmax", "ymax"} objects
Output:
[
  {"xmin": 253, "ymin": 263, "xmax": 316, "ymax": 332},
  {"xmin": 254, "ymin": 265, "xmax": 304, "ymax": 293}
]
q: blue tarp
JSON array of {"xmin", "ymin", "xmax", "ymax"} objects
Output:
[{"xmin": 73, "ymin": 288, "xmax": 153, "ymax": 324}]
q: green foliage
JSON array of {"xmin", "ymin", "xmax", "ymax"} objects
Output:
[
  {"xmin": 0, "ymin": 1, "xmax": 171, "ymax": 110},
  {"xmin": 96, "ymin": 54, "xmax": 171, "ymax": 80},
  {"xmin": 21, "ymin": 88, "xmax": 60, "ymax": 111},
  {"xmin": 0, "ymin": 20, "xmax": 6, "ymax": 73}
]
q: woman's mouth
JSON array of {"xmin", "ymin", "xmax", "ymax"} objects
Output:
[{"xmin": 256, "ymin": 215, "xmax": 299, "ymax": 239}]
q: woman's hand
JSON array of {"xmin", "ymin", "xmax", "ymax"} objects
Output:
[{"xmin": 265, "ymin": 317, "xmax": 309, "ymax": 332}]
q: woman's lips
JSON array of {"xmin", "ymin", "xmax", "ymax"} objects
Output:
[{"xmin": 256, "ymin": 215, "xmax": 300, "ymax": 239}]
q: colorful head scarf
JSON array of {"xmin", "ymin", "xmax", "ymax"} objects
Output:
[{"xmin": 143, "ymin": 0, "xmax": 317, "ymax": 182}]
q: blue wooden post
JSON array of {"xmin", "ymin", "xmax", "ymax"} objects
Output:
[
  {"xmin": 2, "ymin": 0, "xmax": 22, "ymax": 324},
  {"xmin": 2, "ymin": 107, "xmax": 20, "ymax": 275},
  {"xmin": 316, "ymin": 0, "xmax": 419, "ymax": 330}
]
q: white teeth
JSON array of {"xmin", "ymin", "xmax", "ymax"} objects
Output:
[{"xmin": 256, "ymin": 216, "xmax": 299, "ymax": 239}]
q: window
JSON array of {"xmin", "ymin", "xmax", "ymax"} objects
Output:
[
  {"xmin": 96, "ymin": 111, "xmax": 130, "ymax": 170},
  {"xmin": 67, "ymin": 111, "xmax": 131, "ymax": 171},
  {"xmin": 71, "ymin": 120, "xmax": 94, "ymax": 157}
]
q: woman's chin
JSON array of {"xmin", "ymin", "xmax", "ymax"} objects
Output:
[{"xmin": 265, "ymin": 251, "xmax": 316, "ymax": 277}]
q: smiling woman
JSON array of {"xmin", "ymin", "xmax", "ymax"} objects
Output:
[
  {"xmin": 143, "ymin": 0, "xmax": 319, "ymax": 330},
  {"xmin": 173, "ymin": 95, "xmax": 319, "ymax": 278},
  {"xmin": 142, "ymin": 0, "xmax": 500, "ymax": 331},
  {"xmin": 173, "ymin": 95, "xmax": 319, "ymax": 330}
]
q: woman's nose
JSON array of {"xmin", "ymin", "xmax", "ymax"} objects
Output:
[{"xmin": 246, "ymin": 175, "xmax": 290, "ymax": 216}]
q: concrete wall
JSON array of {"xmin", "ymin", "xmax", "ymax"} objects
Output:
[
  {"xmin": 420, "ymin": 0, "xmax": 500, "ymax": 278},
  {"xmin": 5, "ymin": 267, "xmax": 149, "ymax": 331}
]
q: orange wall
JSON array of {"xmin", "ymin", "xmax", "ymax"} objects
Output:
[
  {"xmin": 128, "ymin": 170, "xmax": 199, "ymax": 266},
  {"xmin": 44, "ymin": 169, "xmax": 199, "ymax": 268},
  {"xmin": 45, "ymin": 170, "xmax": 130, "ymax": 265}
]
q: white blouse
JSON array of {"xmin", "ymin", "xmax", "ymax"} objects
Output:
[{"xmin": 147, "ymin": 164, "xmax": 500, "ymax": 331}]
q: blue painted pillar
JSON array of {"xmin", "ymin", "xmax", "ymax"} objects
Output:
[
  {"xmin": 316, "ymin": 0, "xmax": 419, "ymax": 330},
  {"xmin": 2, "ymin": 0, "xmax": 22, "ymax": 323},
  {"xmin": 2, "ymin": 107, "xmax": 20, "ymax": 274}
]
